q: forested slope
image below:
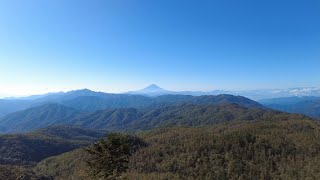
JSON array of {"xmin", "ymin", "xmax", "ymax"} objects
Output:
[
  {"xmin": 36, "ymin": 119, "xmax": 320, "ymax": 179},
  {"xmin": 0, "ymin": 126, "xmax": 106, "ymax": 165}
]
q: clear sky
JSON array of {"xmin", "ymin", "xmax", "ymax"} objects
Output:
[{"xmin": 0, "ymin": 0, "xmax": 319, "ymax": 96}]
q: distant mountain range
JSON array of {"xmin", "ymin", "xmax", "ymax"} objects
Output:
[
  {"xmin": 128, "ymin": 84, "xmax": 320, "ymax": 100},
  {"xmin": 259, "ymin": 96, "xmax": 320, "ymax": 119},
  {"xmin": 0, "ymin": 84, "xmax": 319, "ymax": 124},
  {"xmin": 0, "ymin": 89, "xmax": 150, "ymax": 117},
  {"xmin": 0, "ymin": 84, "xmax": 319, "ymax": 179},
  {"xmin": 0, "ymin": 94, "xmax": 264, "ymax": 133},
  {"xmin": 0, "ymin": 86, "xmax": 263, "ymax": 118},
  {"xmin": 3, "ymin": 85, "xmax": 320, "ymax": 102}
]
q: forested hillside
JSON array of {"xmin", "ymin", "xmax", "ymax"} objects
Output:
[
  {"xmin": 122, "ymin": 104, "xmax": 307, "ymax": 131},
  {"xmin": 0, "ymin": 104, "xmax": 80, "ymax": 133},
  {"xmin": 0, "ymin": 126, "xmax": 106, "ymax": 165},
  {"xmin": 0, "ymin": 99, "xmax": 32, "ymax": 118},
  {"xmin": 0, "ymin": 93, "xmax": 265, "ymax": 133},
  {"xmin": 0, "ymin": 165, "xmax": 50, "ymax": 180},
  {"xmin": 36, "ymin": 148, "xmax": 91, "ymax": 180},
  {"xmin": 68, "ymin": 103, "xmax": 308, "ymax": 132},
  {"xmin": 1, "ymin": 102, "xmax": 305, "ymax": 134},
  {"xmin": 35, "ymin": 118, "xmax": 320, "ymax": 179},
  {"xmin": 126, "ymin": 119, "xmax": 320, "ymax": 179}
]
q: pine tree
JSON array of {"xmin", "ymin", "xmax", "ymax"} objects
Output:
[{"xmin": 85, "ymin": 133, "xmax": 146, "ymax": 179}]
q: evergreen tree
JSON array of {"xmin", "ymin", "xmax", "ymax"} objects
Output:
[{"xmin": 85, "ymin": 133, "xmax": 146, "ymax": 179}]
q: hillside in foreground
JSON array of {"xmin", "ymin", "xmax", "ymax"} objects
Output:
[{"xmin": 36, "ymin": 118, "xmax": 320, "ymax": 180}]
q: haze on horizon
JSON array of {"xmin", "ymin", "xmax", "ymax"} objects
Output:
[{"xmin": 0, "ymin": 0, "xmax": 319, "ymax": 97}]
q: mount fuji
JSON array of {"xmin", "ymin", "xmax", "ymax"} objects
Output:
[{"xmin": 128, "ymin": 84, "xmax": 175, "ymax": 96}]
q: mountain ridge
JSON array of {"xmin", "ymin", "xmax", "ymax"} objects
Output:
[
  {"xmin": 260, "ymin": 96, "xmax": 320, "ymax": 119},
  {"xmin": 0, "ymin": 103, "xmax": 81, "ymax": 133},
  {"xmin": 0, "ymin": 98, "xmax": 306, "ymax": 134},
  {"xmin": 1, "ymin": 86, "xmax": 320, "ymax": 117},
  {"xmin": 0, "ymin": 93, "xmax": 264, "ymax": 133}
]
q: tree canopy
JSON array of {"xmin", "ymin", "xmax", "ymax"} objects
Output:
[{"xmin": 85, "ymin": 133, "xmax": 147, "ymax": 179}]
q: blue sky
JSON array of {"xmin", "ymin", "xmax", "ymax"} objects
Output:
[{"xmin": 0, "ymin": 0, "xmax": 319, "ymax": 96}]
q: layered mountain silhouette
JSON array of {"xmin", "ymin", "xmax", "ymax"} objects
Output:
[
  {"xmin": 0, "ymin": 87, "xmax": 264, "ymax": 125},
  {"xmin": 0, "ymin": 86, "xmax": 318, "ymax": 179},
  {"xmin": 0, "ymin": 89, "xmax": 151, "ymax": 117},
  {"xmin": 1, "ymin": 85, "xmax": 319, "ymax": 114},
  {"xmin": 260, "ymin": 96, "xmax": 320, "ymax": 119},
  {"xmin": 0, "ymin": 95, "xmax": 303, "ymax": 134},
  {"xmin": 128, "ymin": 84, "xmax": 231, "ymax": 97},
  {"xmin": 128, "ymin": 85, "xmax": 320, "ymax": 99}
]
